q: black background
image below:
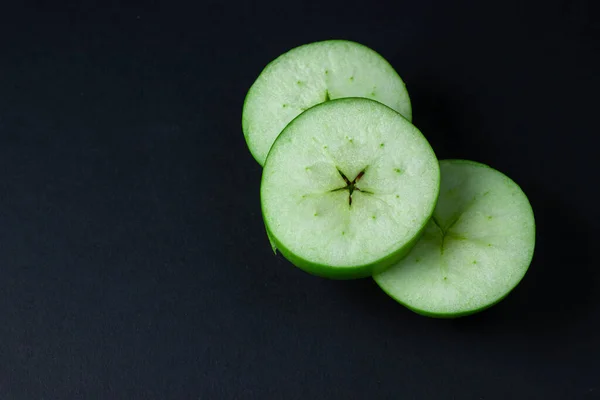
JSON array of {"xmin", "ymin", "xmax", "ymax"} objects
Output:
[{"xmin": 0, "ymin": 0, "xmax": 599, "ymax": 398}]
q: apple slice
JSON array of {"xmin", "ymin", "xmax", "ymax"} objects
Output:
[
  {"xmin": 374, "ymin": 159, "xmax": 536, "ymax": 317},
  {"xmin": 260, "ymin": 98, "xmax": 439, "ymax": 279},
  {"xmin": 242, "ymin": 40, "xmax": 412, "ymax": 166}
]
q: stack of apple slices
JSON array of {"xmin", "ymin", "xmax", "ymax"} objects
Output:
[{"xmin": 242, "ymin": 40, "xmax": 535, "ymax": 318}]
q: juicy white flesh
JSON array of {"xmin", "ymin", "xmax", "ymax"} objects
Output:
[
  {"xmin": 261, "ymin": 99, "xmax": 439, "ymax": 269},
  {"xmin": 243, "ymin": 40, "xmax": 412, "ymax": 165},
  {"xmin": 374, "ymin": 160, "xmax": 536, "ymax": 315}
]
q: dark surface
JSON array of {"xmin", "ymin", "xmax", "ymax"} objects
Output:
[{"xmin": 0, "ymin": 1, "xmax": 598, "ymax": 399}]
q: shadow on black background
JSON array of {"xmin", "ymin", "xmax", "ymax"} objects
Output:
[
  {"xmin": 406, "ymin": 75, "xmax": 495, "ymax": 167},
  {"xmin": 326, "ymin": 77, "xmax": 597, "ymax": 343}
]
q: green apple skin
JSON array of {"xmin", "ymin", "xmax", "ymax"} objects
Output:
[
  {"xmin": 260, "ymin": 98, "xmax": 440, "ymax": 279},
  {"xmin": 262, "ymin": 211, "xmax": 431, "ymax": 280},
  {"xmin": 242, "ymin": 39, "xmax": 412, "ymax": 166},
  {"xmin": 377, "ymin": 280, "xmax": 516, "ymax": 318},
  {"xmin": 265, "ymin": 226, "xmax": 278, "ymax": 255},
  {"xmin": 374, "ymin": 159, "xmax": 536, "ymax": 318}
]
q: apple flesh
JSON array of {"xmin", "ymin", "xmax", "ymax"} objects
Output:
[
  {"xmin": 373, "ymin": 159, "xmax": 536, "ymax": 317},
  {"xmin": 260, "ymin": 98, "xmax": 439, "ymax": 279},
  {"xmin": 242, "ymin": 40, "xmax": 412, "ymax": 166}
]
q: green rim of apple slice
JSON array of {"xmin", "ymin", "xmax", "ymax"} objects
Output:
[
  {"xmin": 374, "ymin": 159, "xmax": 536, "ymax": 317},
  {"xmin": 242, "ymin": 39, "xmax": 412, "ymax": 166},
  {"xmin": 260, "ymin": 98, "xmax": 439, "ymax": 279}
]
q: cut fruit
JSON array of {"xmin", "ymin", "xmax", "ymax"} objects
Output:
[
  {"xmin": 242, "ymin": 40, "xmax": 412, "ymax": 166},
  {"xmin": 260, "ymin": 98, "xmax": 439, "ymax": 279},
  {"xmin": 374, "ymin": 159, "xmax": 536, "ymax": 317}
]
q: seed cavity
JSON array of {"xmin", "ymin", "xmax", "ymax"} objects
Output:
[
  {"xmin": 282, "ymin": 104, "xmax": 288, "ymax": 108},
  {"xmin": 349, "ymin": 76, "xmax": 354, "ymax": 82},
  {"xmin": 380, "ymin": 143, "xmax": 385, "ymax": 147},
  {"xmin": 332, "ymin": 168, "xmax": 369, "ymax": 208},
  {"xmin": 394, "ymin": 168, "xmax": 402, "ymax": 174},
  {"xmin": 297, "ymin": 80, "xmax": 303, "ymax": 85},
  {"xmin": 487, "ymin": 216, "xmax": 493, "ymax": 220},
  {"xmin": 472, "ymin": 260, "xmax": 477, "ymax": 264}
]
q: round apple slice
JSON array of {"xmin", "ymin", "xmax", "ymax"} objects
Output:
[
  {"xmin": 242, "ymin": 40, "xmax": 412, "ymax": 166},
  {"xmin": 374, "ymin": 159, "xmax": 536, "ymax": 317},
  {"xmin": 260, "ymin": 98, "xmax": 439, "ymax": 279}
]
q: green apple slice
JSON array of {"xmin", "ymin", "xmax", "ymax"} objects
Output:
[
  {"xmin": 242, "ymin": 40, "xmax": 412, "ymax": 166},
  {"xmin": 374, "ymin": 159, "xmax": 536, "ymax": 317},
  {"xmin": 260, "ymin": 98, "xmax": 439, "ymax": 279}
]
